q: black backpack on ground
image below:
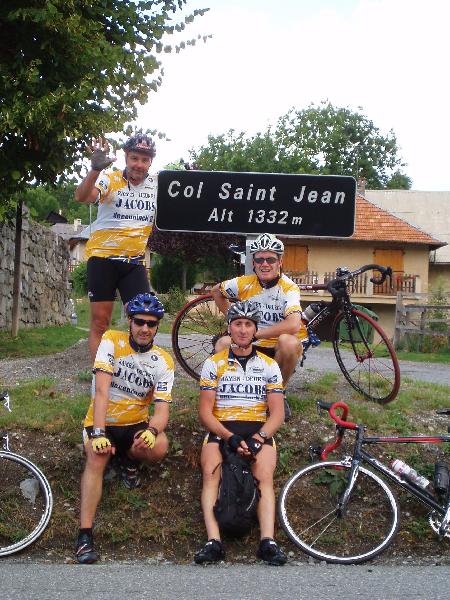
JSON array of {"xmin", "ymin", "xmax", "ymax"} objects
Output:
[{"xmin": 213, "ymin": 442, "xmax": 260, "ymax": 537}]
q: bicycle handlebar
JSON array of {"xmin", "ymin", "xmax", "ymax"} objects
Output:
[
  {"xmin": 325, "ymin": 264, "xmax": 392, "ymax": 298},
  {"xmin": 316, "ymin": 400, "xmax": 358, "ymax": 460}
]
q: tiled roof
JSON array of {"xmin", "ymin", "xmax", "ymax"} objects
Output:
[{"xmin": 351, "ymin": 196, "xmax": 445, "ymax": 248}]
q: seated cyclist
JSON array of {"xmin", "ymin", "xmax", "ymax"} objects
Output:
[
  {"xmin": 211, "ymin": 233, "xmax": 306, "ymax": 397},
  {"xmin": 75, "ymin": 292, "xmax": 174, "ymax": 565},
  {"xmin": 194, "ymin": 301, "xmax": 287, "ymax": 566}
]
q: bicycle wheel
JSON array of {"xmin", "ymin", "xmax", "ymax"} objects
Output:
[
  {"xmin": 172, "ymin": 295, "xmax": 227, "ymax": 380},
  {"xmin": 332, "ymin": 308, "xmax": 400, "ymax": 404},
  {"xmin": 0, "ymin": 451, "xmax": 53, "ymax": 557},
  {"xmin": 278, "ymin": 461, "xmax": 399, "ymax": 564}
]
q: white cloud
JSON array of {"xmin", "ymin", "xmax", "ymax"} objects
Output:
[{"xmin": 138, "ymin": 0, "xmax": 450, "ymax": 190}]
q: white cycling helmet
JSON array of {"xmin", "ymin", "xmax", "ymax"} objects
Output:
[
  {"xmin": 227, "ymin": 301, "xmax": 261, "ymax": 326},
  {"xmin": 249, "ymin": 233, "xmax": 284, "ymax": 255}
]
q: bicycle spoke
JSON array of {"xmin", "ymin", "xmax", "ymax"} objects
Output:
[
  {"xmin": 332, "ymin": 309, "xmax": 400, "ymax": 403},
  {"xmin": 278, "ymin": 463, "xmax": 399, "ymax": 564}
]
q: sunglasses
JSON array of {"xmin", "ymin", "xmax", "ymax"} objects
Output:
[
  {"xmin": 253, "ymin": 256, "xmax": 279, "ymax": 265},
  {"xmin": 131, "ymin": 317, "xmax": 159, "ymax": 328}
]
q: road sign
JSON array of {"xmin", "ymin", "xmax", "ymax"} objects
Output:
[{"xmin": 156, "ymin": 170, "xmax": 356, "ymax": 237}]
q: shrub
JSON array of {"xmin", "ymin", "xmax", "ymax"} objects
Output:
[
  {"xmin": 158, "ymin": 287, "xmax": 188, "ymax": 316},
  {"xmin": 71, "ymin": 261, "xmax": 88, "ymax": 296}
]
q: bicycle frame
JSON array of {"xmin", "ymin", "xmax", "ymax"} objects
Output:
[{"xmin": 320, "ymin": 402, "xmax": 450, "ymax": 538}]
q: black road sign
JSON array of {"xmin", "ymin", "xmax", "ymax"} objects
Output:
[{"xmin": 156, "ymin": 170, "xmax": 356, "ymax": 237}]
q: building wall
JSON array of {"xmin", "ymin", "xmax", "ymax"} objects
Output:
[{"xmin": 0, "ymin": 217, "xmax": 72, "ymax": 330}]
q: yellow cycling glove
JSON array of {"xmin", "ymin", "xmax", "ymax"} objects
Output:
[
  {"xmin": 91, "ymin": 428, "xmax": 112, "ymax": 453},
  {"xmin": 138, "ymin": 429, "xmax": 156, "ymax": 449}
]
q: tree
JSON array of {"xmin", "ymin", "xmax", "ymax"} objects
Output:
[
  {"xmin": 23, "ymin": 182, "xmax": 96, "ymax": 224},
  {"xmin": 150, "ymin": 229, "xmax": 243, "ymax": 290},
  {"xmin": 0, "ymin": 1, "xmax": 209, "ymax": 220},
  {"xmin": 190, "ymin": 102, "xmax": 411, "ymax": 189}
]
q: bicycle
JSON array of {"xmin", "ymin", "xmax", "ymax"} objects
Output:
[
  {"xmin": 0, "ymin": 391, "xmax": 53, "ymax": 557},
  {"xmin": 277, "ymin": 399, "xmax": 450, "ymax": 564},
  {"xmin": 171, "ymin": 263, "xmax": 400, "ymax": 404}
]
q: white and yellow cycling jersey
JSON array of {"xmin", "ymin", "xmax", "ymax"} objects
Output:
[
  {"xmin": 200, "ymin": 349, "xmax": 284, "ymax": 422},
  {"xmin": 219, "ymin": 273, "xmax": 306, "ymax": 348},
  {"xmin": 84, "ymin": 330, "xmax": 174, "ymax": 427},
  {"xmin": 85, "ymin": 169, "xmax": 157, "ymax": 264}
]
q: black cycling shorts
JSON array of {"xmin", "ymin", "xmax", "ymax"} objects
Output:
[
  {"xmin": 254, "ymin": 346, "xmax": 276, "ymax": 359},
  {"xmin": 87, "ymin": 256, "xmax": 150, "ymax": 303},
  {"xmin": 84, "ymin": 421, "xmax": 148, "ymax": 456},
  {"xmin": 205, "ymin": 421, "xmax": 274, "ymax": 446}
]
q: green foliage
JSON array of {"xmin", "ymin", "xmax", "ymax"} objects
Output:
[
  {"xmin": 196, "ymin": 253, "xmax": 238, "ymax": 282},
  {"xmin": 71, "ymin": 261, "xmax": 88, "ymax": 296},
  {"xmin": 190, "ymin": 101, "xmax": 410, "ymax": 189},
  {"xmin": 158, "ymin": 287, "xmax": 188, "ymax": 316},
  {"xmin": 150, "ymin": 253, "xmax": 197, "ymax": 293},
  {"xmin": 0, "ymin": 1, "xmax": 209, "ymax": 221},
  {"xmin": 386, "ymin": 170, "xmax": 412, "ymax": 189},
  {"xmin": 23, "ymin": 182, "xmax": 96, "ymax": 224}
]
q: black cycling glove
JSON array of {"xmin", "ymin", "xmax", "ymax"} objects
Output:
[
  {"xmin": 246, "ymin": 437, "xmax": 263, "ymax": 457},
  {"xmin": 228, "ymin": 434, "xmax": 244, "ymax": 452}
]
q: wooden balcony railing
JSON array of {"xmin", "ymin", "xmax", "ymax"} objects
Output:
[{"xmin": 286, "ymin": 271, "xmax": 419, "ymax": 296}]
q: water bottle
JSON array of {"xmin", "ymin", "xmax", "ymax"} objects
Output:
[
  {"xmin": 434, "ymin": 462, "xmax": 449, "ymax": 495},
  {"xmin": 391, "ymin": 459, "xmax": 430, "ymax": 489},
  {"xmin": 301, "ymin": 302, "xmax": 322, "ymax": 323}
]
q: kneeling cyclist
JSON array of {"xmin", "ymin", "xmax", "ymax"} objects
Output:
[
  {"xmin": 75, "ymin": 293, "xmax": 174, "ymax": 564},
  {"xmin": 195, "ymin": 301, "xmax": 287, "ymax": 566}
]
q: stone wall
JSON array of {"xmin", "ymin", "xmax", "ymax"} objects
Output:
[{"xmin": 0, "ymin": 215, "xmax": 72, "ymax": 330}]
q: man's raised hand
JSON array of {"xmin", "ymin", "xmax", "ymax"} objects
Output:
[{"xmin": 89, "ymin": 137, "xmax": 116, "ymax": 172}]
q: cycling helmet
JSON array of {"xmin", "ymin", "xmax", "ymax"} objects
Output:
[
  {"xmin": 249, "ymin": 233, "xmax": 284, "ymax": 255},
  {"xmin": 123, "ymin": 134, "xmax": 156, "ymax": 157},
  {"xmin": 227, "ymin": 301, "xmax": 261, "ymax": 325},
  {"xmin": 127, "ymin": 293, "xmax": 164, "ymax": 319}
]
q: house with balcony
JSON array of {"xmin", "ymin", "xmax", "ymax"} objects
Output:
[
  {"xmin": 364, "ymin": 189, "xmax": 450, "ymax": 290},
  {"xmin": 281, "ymin": 193, "xmax": 445, "ymax": 338}
]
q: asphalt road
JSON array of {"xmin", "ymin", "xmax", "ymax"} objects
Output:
[
  {"xmin": 155, "ymin": 333, "xmax": 450, "ymax": 388},
  {"xmin": 1, "ymin": 562, "xmax": 450, "ymax": 600}
]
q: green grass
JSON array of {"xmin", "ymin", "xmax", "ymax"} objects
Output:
[
  {"xmin": 0, "ymin": 378, "xmax": 89, "ymax": 441},
  {"xmin": 395, "ymin": 349, "xmax": 450, "ymax": 364},
  {"xmin": 0, "ymin": 325, "xmax": 87, "ymax": 359},
  {"xmin": 0, "ymin": 297, "xmax": 173, "ymax": 359}
]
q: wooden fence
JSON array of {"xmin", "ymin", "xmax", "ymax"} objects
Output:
[{"xmin": 393, "ymin": 292, "xmax": 450, "ymax": 351}]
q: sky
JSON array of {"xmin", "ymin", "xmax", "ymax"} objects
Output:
[{"xmin": 133, "ymin": 0, "xmax": 450, "ymax": 191}]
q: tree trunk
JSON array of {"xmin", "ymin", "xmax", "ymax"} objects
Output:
[
  {"xmin": 11, "ymin": 198, "xmax": 23, "ymax": 337},
  {"xmin": 181, "ymin": 263, "xmax": 187, "ymax": 291}
]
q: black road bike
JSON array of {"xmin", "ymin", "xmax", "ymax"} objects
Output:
[
  {"xmin": 278, "ymin": 400, "xmax": 450, "ymax": 564},
  {"xmin": 0, "ymin": 391, "xmax": 53, "ymax": 557},
  {"xmin": 172, "ymin": 263, "xmax": 400, "ymax": 404}
]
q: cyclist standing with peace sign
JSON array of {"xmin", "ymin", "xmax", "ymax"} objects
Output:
[{"xmin": 75, "ymin": 134, "xmax": 157, "ymax": 361}]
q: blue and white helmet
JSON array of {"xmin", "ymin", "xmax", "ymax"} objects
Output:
[
  {"xmin": 127, "ymin": 293, "xmax": 164, "ymax": 319},
  {"xmin": 249, "ymin": 233, "xmax": 284, "ymax": 255}
]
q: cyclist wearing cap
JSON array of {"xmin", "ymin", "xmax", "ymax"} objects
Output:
[
  {"xmin": 194, "ymin": 301, "xmax": 287, "ymax": 566},
  {"xmin": 211, "ymin": 233, "xmax": 305, "ymax": 389},
  {"xmin": 75, "ymin": 134, "xmax": 157, "ymax": 360},
  {"xmin": 75, "ymin": 292, "xmax": 174, "ymax": 565}
]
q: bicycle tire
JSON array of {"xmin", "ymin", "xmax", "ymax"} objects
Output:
[
  {"xmin": 332, "ymin": 308, "xmax": 400, "ymax": 404},
  {"xmin": 278, "ymin": 461, "xmax": 399, "ymax": 564},
  {"xmin": 172, "ymin": 294, "xmax": 227, "ymax": 380},
  {"xmin": 0, "ymin": 451, "xmax": 53, "ymax": 557}
]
